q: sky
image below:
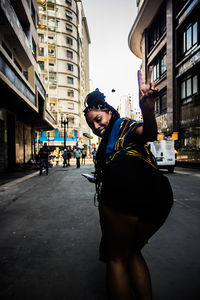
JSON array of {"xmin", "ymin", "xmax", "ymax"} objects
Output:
[{"xmin": 81, "ymin": 0, "xmax": 141, "ymax": 109}]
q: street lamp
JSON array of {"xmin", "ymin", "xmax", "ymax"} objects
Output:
[
  {"xmin": 61, "ymin": 114, "xmax": 70, "ymax": 149},
  {"xmin": 47, "ymin": 131, "xmax": 50, "ymax": 146}
]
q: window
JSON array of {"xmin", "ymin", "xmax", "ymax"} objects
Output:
[
  {"xmin": 66, "ymin": 37, "xmax": 73, "ymax": 45},
  {"xmin": 182, "ymin": 21, "xmax": 198, "ymax": 56},
  {"xmin": 66, "ymin": 0, "xmax": 72, "ymax": 6},
  {"xmin": 39, "ymin": 47, "xmax": 44, "ymax": 56},
  {"xmin": 39, "ymin": 34, "xmax": 44, "ymax": 43},
  {"xmin": 155, "ymin": 91, "xmax": 167, "ymax": 115},
  {"xmin": 160, "ymin": 93, "xmax": 167, "ymax": 114},
  {"xmin": 48, "ymin": 48, "xmax": 56, "ymax": 57},
  {"xmin": 180, "ymin": 73, "xmax": 198, "ymax": 104},
  {"xmin": 68, "ymin": 89, "xmax": 74, "ymax": 97},
  {"xmin": 152, "ymin": 62, "xmax": 159, "ymax": 82},
  {"xmin": 66, "ymin": 23, "xmax": 73, "ymax": 32},
  {"xmin": 32, "ymin": 38, "xmax": 36, "ymax": 59},
  {"xmin": 68, "ymin": 102, "xmax": 74, "ymax": 110},
  {"xmin": 67, "ymin": 76, "xmax": 74, "ymax": 84},
  {"xmin": 66, "ymin": 50, "xmax": 73, "ymax": 59},
  {"xmin": 67, "ymin": 63, "xmax": 73, "ymax": 71},
  {"xmin": 151, "ymin": 49, "xmax": 166, "ymax": 82},
  {"xmin": 38, "ymin": 61, "xmax": 45, "ymax": 71},
  {"xmin": 49, "ymin": 103, "xmax": 56, "ymax": 112},
  {"xmin": 49, "ymin": 62, "xmax": 55, "ymax": 71},
  {"xmin": 48, "ymin": 35, "xmax": 55, "ymax": 44},
  {"xmin": 49, "ymin": 72, "xmax": 57, "ymax": 85},
  {"xmin": 66, "ymin": 10, "xmax": 72, "ymax": 20},
  {"xmin": 160, "ymin": 52, "xmax": 166, "ymax": 75},
  {"xmin": 147, "ymin": 4, "xmax": 166, "ymax": 53}
]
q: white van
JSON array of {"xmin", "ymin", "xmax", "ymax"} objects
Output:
[{"xmin": 147, "ymin": 140, "xmax": 176, "ymax": 173}]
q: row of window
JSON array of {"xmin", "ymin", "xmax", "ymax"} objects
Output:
[
  {"xmin": 49, "ymin": 101, "xmax": 74, "ymax": 112},
  {"xmin": 148, "ymin": 4, "xmax": 199, "ymax": 63},
  {"xmin": 154, "ymin": 72, "xmax": 199, "ymax": 115},
  {"xmin": 39, "ymin": 34, "xmax": 73, "ymax": 47},
  {"xmin": 45, "ymin": 74, "xmax": 75, "ymax": 85},
  {"xmin": 147, "ymin": 4, "xmax": 166, "ymax": 52},
  {"xmin": 39, "ymin": 47, "xmax": 74, "ymax": 59},
  {"xmin": 38, "ymin": 61, "xmax": 74, "ymax": 72},
  {"xmin": 39, "ymin": 17, "xmax": 74, "ymax": 33}
]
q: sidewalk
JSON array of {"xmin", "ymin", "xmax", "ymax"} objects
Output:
[
  {"xmin": 0, "ymin": 169, "xmax": 39, "ymax": 186},
  {"xmin": 0, "ymin": 158, "xmax": 94, "ymax": 187}
]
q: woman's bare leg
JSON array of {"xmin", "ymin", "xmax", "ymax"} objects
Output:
[
  {"xmin": 128, "ymin": 222, "xmax": 160, "ymax": 300},
  {"xmin": 106, "ymin": 259, "xmax": 133, "ymax": 300},
  {"xmin": 128, "ymin": 251, "xmax": 152, "ymax": 300}
]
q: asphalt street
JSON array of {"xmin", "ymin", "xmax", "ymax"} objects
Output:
[{"xmin": 0, "ymin": 163, "xmax": 200, "ymax": 300}]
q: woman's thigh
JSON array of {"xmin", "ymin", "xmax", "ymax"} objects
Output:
[{"xmin": 99, "ymin": 204, "xmax": 160, "ymax": 262}]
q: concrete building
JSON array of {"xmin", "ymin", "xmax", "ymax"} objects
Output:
[
  {"xmin": 117, "ymin": 94, "xmax": 143, "ymax": 121},
  {"xmin": 0, "ymin": 0, "xmax": 55, "ymax": 171},
  {"xmin": 117, "ymin": 94, "xmax": 134, "ymax": 118},
  {"xmin": 133, "ymin": 106, "xmax": 143, "ymax": 122},
  {"xmin": 129, "ymin": 0, "xmax": 200, "ymax": 149},
  {"xmin": 37, "ymin": 0, "xmax": 91, "ymax": 149}
]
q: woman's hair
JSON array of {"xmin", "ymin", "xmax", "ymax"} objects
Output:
[{"xmin": 83, "ymin": 88, "xmax": 120, "ymax": 117}]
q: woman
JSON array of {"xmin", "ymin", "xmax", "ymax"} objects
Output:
[{"xmin": 83, "ymin": 67, "xmax": 173, "ymax": 300}]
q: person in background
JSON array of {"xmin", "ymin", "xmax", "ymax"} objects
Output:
[
  {"xmin": 74, "ymin": 147, "xmax": 81, "ymax": 168},
  {"xmin": 62, "ymin": 149, "xmax": 68, "ymax": 168},
  {"xmin": 83, "ymin": 67, "xmax": 173, "ymax": 300},
  {"xmin": 39, "ymin": 142, "xmax": 50, "ymax": 175},
  {"xmin": 92, "ymin": 148, "xmax": 97, "ymax": 163},
  {"xmin": 67, "ymin": 149, "xmax": 72, "ymax": 166},
  {"xmin": 81, "ymin": 148, "xmax": 87, "ymax": 165}
]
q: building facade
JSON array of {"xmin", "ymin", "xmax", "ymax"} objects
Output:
[
  {"xmin": 117, "ymin": 94, "xmax": 134, "ymax": 118},
  {"xmin": 129, "ymin": 0, "xmax": 200, "ymax": 149},
  {"xmin": 0, "ymin": 0, "xmax": 55, "ymax": 171},
  {"xmin": 37, "ymin": 0, "xmax": 91, "ymax": 149}
]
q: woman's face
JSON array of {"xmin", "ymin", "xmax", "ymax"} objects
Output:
[{"xmin": 86, "ymin": 110, "xmax": 112, "ymax": 137}]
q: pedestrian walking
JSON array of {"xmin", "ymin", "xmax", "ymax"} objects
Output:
[
  {"xmin": 74, "ymin": 147, "xmax": 81, "ymax": 168},
  {"xmin": 81, "ymin": 148, "xmax": 87, "ymax": 164},
  {"xmin": 39, "ymin": 142, "xmax": 50, "ymax": 175},
  {"xmin": 67, "ymin": 149, "xmax": 72, "ymax": 166},
  {"xmin": 83, "ymin": 67, "xmax": 173, "ymax": 300},
  {"xmin": 92, "ymin": 148, "xmax": 97, "ymax": 163},
  {"xmin": 62, "ymin": 149, "xmax": 68, "ymax": 167}
]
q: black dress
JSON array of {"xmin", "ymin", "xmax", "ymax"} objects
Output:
[{"xmin": 97, "ymin": 118, "xmax": 173, "ymax": 227}]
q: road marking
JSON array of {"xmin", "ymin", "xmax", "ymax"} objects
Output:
[
  {"xmin": 175, "ymin": 170, "xmax": 190, "ymax": 175},
  {"xmin": 175, "ymin": 170, "xmax": 200, "ymax": 177}
]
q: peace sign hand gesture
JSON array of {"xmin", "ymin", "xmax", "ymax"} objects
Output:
[{"xmin": 138, "ymin": 66, "xmax": 158, "ymax": 112}]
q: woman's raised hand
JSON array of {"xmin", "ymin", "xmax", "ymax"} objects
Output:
[{"xmin": 138, "ymin": 66, "xmax": 158, "ymax": 111}]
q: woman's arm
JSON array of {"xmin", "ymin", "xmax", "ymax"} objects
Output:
[{"xmin": 135, "ymin": 66, "xmax": 158, "ymax": 142}]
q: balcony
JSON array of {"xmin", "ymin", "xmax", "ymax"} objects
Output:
[
  {"xmin": 0, "ymin": 0, "xmax": 36, "ymax": 66},
  {"xmin": 0, "ymin": 55, "xmax": 35, "ymax": 107}
]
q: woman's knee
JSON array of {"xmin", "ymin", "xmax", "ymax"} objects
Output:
[{"xmin": 107, "ymin": 257, "xmax": 128, "ymax": 266}]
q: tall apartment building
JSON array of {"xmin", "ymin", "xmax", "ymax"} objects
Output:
[
  {"xmin": 0, "ymin": 0, "xmax": 55, "ymax": 171},
  {"xmin": 129, "ymin": 0, "xmax": 200, "ymax": 149},
  {"xmin": 37, "ymin": 0, "xmax": 91, "ymax": 149}
]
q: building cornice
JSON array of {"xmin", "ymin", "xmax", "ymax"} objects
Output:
[{"xmin": 128, "ymin": 0, "xmax": 163, "ymax": 58}]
